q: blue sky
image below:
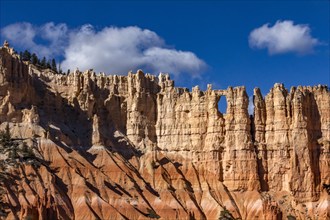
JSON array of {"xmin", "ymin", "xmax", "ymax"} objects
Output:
[{"xmin": 1, "ymin": 0, "xmax": 329, "ymax": 104}]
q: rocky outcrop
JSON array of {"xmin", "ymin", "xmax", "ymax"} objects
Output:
[
  {"xmin": 0, "ymin": 42, "xmax": 329, "ymax": 219},
  {"xmin": 254, "ymin": 83, "xmax": 330, "ymax": 205}
]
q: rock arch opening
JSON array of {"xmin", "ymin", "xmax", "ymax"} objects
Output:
[
  {"xmin": 248, "ymin": 95, "xmax": 254, "ymax": 116},
  {"xmin": 218, "ymin": 96, "xmax": 227, "ymax": 116}
]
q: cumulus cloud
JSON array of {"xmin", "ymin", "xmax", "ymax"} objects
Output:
[
  {"xmin": 1, "ymin": 22, "xmax": 68, "ymax": 58},
  {"xmin": 249, "ymin": 20, "xmax": 319, "ymax": 55},
  {"xmin": 1, "ymin": 22, "xmax": 206, "ymax": 76},
  {"xmin": 62, "ymin": 25, "xmax": 206, "ymax": 76}
]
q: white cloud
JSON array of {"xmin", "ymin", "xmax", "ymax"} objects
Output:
[
  {"xmin": 1, "ymin": 22, "xmax": 35, "ymax": 47},
  {"xmin": 1, "ymin": 22, "xmax": 206, "ymax": 76},
  {"xmin": 61, "ymin": 25, "xmax": 205, "ymax": 76},
  {"xmin": 249, "ymin": 20, "xmax": 319, "ymax": 55},
  {"xmin": 143, "ymin": 47, "xmax": 205, "ymax": 77},
  {"xmin": 1, "ymin": 22, "xmax": 68, "ymax": 58}
]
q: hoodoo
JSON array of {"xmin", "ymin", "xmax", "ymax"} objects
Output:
[{"xmin": 0, "ymin": 42, "xmax": 329, "ymax": 219}]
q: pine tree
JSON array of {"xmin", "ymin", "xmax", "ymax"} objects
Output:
[
  {"xmin": 58, "ymin": 62, "xmax": 63, "ymax": 74},
  {"xmin": 51, "ymin": 58, "xmax": 57, "ymax": 72},
  {"xmin": 31, "ymin": 53, "xmax": 38, "ymax": 65},
  {"xmin": 46, "ymin": 60, "xmax": 51, "ymax": 69},
  {"xmin": 67, "ymin": 69, "xmax": 70, "ymax": 75},
  {"xmin": 0, "ymin": 125, "xmax": 40, "ymax": 218},
  {"xmin": 22, "ymin": 50, "xmax": 31, "ymax": 61},
  {"xmin": 0, "ymin": 124, "xmax": 11, "ymax": 147},
  {"xmin": 41, "ymin": 57, "xmax": 47, "ymax": 68}
]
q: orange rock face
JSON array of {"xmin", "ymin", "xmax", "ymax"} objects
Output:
[{"xmin": 0, "ymin": 43, "xmax": 329, "ymax": 220}]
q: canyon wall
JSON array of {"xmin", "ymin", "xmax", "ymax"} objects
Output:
[{"xmin": 0, "ymin": 43, "xmax": 329, "ymax": 219}]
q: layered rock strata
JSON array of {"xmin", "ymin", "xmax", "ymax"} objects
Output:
[{"xmin": 0, "ymin": 43, "xmax": 329, "ymax": 219}]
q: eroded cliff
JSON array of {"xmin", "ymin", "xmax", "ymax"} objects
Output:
[{"xmin": 0, "ymin": 43, "xmax": 329, "ymax": 220}]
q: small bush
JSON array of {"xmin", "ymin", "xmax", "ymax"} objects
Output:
[
  {"xmin": 146, "ymin": 208, "xmax": 160, "ymax": 219},
  {"xmin": 219, "ymin": 207, "xmax": 237, "ymax": 220},
  {"xmin": 287, "ymin": 215, "xmax": 296, "ymax": 220}
]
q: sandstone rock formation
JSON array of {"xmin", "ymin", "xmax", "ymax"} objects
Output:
[{"xmin": 0, "ymin": 42, "xmax": 329, "ymax": 219}]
